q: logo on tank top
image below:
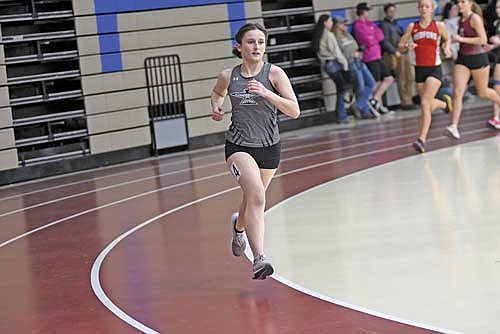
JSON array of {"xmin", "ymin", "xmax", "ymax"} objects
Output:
[{"xmin": 230, "ymin": 89, "xmax": 258, "ymax": 105}]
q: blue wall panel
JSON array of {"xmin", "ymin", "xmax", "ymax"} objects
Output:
[{"xmin": 93, "ymin": 0, "xmax": 247, "ymax": 72}]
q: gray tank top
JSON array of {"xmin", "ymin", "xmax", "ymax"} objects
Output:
[{"xmin": 226, "ymin": 63, "xmax": 280, "ymax": 147}]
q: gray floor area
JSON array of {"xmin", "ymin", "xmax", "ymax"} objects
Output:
[{"xmin": 264, "ymin": 136, "xmax": 500, "ymax": 334}]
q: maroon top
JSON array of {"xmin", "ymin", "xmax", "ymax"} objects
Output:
[{"xmin": 458, "ymin": 13, "xmax": 485, "ymax": 55}]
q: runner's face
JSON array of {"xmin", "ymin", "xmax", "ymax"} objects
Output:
[
  {"xmin": 418, "ymin": 0, "xmax": 434, "ymax": 18},
  {"xmin": 457, "ymin": 0, "xmax": 471, "ymax": 13},
  {"xmin": 496, "ymin": 3, "xmax": 500, "ymax": 17},
  {"xmin": 238, "ymin": 30, "xmax": 266, "ymax": 62}
]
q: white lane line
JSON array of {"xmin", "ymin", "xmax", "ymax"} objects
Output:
[
  {"xmin": 1, "ymin": 110, "xmax": 482, "ymax": 202},
  {"xmin": 1, "ymin": 128, "xmax": 490, "ymax": 333},
  {"xmin": 0, "ymin": 115, "xmax": 487, "ymax": 218},
  {"xmin": 90, "ymin": 135, "xmax": 490, "ymax": 334},
  {"xmin": 0, "ymin": 143, "xmax": 225, "ymax": 192},
  {"xmin": 270, "ymin": 274, "xmax": 462, "ymax": 334},
  {"xmin": 0, "ymin": 127, "xmax": 491, "ymax": 248},
  {"xmin": 0, "ymin": 127, "xmax": 491, "ymax": 249},
  {"xmin": 0, "ymin": 172, "xmax": 229, "ymax": 248},
  {"xmin": 245, "ymin": 142, "xmax": 491, "ymax": 334},
  {"xmin": 90, "ymin": 186, "xmax": 239, "ymax": 334}
]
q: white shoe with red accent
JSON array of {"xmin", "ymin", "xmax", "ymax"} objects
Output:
[{"xmin": 487, "ymin": 118, "xmax": 500, "ymax": 130}]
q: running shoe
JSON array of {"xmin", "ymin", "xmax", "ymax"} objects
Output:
[
  {"xmin": 442, "ymin": 94, "xmax": 453, "ymax": 114},
  {"xmin": 378, "ymin": 103, "xmax": 391, "ymax": 114},
  {"xmin": 487, "ymin": 118, "xmax": 500, "ymax": 130},
  {"xmin": 412, "ymin": 138, "xmax": 425, "ymax": 153},
  {"xmin": 368, "ymin": 98, "xmax": 381, "ymax": 117},
  {"xmin": 231, "ymin": 212, "xmax": 246, "ymax": 257},
  {"xmin": 445, "ymin": 124, "xmax": 461, "ymax": 139},
  {"xmin": 252, "ymin": 254, "xmax": 274, "ymax": 280}
]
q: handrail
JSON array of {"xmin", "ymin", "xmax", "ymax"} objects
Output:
[
  {"xmin": 1, "ymin": 30, "xmax": 76, "ymax": 43},
  {"xmin": 290, "ymin": 74, "xmax": 321, "ymax": 85},
  {"xmin": 262, "ymin": 6, "xmax": 313, "ymax": 18},
  {"xmin": 274, "ymin": 58, "xmax": 317, "ymax": 69},
  {"xmin": 21, "ymin": 149, "xmax": 90, "ymax": 166},
  {"xmin": 4, "ymin": 50, "xmax": 78, "ymax": 65},
  {"xmin": 10, "ymin": 89, "xmax": 83, "ymax": 106},
  {"xmin": 7, "ymin": 70, "xmax": 81, "ymax": 85},
  {"xmin": 0, "ymin": 10, "xmax": 73, "ymax": 23},
  {"xmin": 296, "ymin": 90, "xmax": 323, "ymax": 100},
  {"xmin": 15, "ymin": 129, "xmax": 87, "ymax": 147},
  {"xmin": 266, "ymin": 41, "xmax": 312, "ymax": 53},
  {"xmin": 13, "ymin": 109, "xmax": 85, "ymax": 126},
  {"xmin": 267, "ymin": 23, "xmax": 315, "ymax": 35}
]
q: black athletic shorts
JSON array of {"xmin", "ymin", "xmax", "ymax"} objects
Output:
[
  {"xmin": 365, "ymin": 59, "xmax": 391, "ymax": 82},
  {"xmin": 225, "ymin": 141, "xmax": 281, "ymax": 169},
  {"xmin": 456, "ymin": 53, "xmax": 490, "ymax": 70},
  {"xmin": 415, "ymin": 65, "xmax": 443, "ymax": 83}
]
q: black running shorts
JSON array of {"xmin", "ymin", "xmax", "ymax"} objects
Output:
[
  {"xmin": 456, "ymin": 53, "xmax": 490, "ymax": 70},
  {"xmin": 225, "ymin": 141, "xmax": 281, "ymax": 169},
  {"xmin": 415, "ymin": 65, "xmax": 443, "ymax": 83}
]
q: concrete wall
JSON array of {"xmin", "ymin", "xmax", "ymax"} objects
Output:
[{"xmin": 73, "ymin": 0, "xmax": 262, "ymax": 154}]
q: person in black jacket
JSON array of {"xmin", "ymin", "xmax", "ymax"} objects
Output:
[{"xmin": 381, "ymin": 3, "xmax": 416, "ymax": 110}]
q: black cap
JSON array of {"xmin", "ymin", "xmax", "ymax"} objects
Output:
[{"xmin": 356, "ymin": 2, "xmax": 372, "ymax": 12}]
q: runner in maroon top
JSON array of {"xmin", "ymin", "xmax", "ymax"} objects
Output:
[
  {"xmin": 399, "ymin": 0, "xmax": 452, "ymax": 153},
  {"xmin": 445, "ymin": 0, "xmax": 500, "ymax": 139}
]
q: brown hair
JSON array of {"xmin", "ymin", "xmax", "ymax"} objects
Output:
[
  {"xmin": 232, "ymin": 23, "xmax": 268, "ymax": 58},
  {"xmin": 471, "ymin": 0, "xmax": 483, "ymax": 17}
]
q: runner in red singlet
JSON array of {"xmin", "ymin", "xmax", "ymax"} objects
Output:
[{"xmin": 399, "ymin": 0, "xmax": 452, "ymax": 153}]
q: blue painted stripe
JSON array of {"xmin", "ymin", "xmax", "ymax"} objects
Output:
[
  {"xmin": 397, "ymin": 17, "xmax": 420, "ymax": 31},
  {"xmin": 93, "ymin": 0, "xmax": 246, "ymax": 73},
  {"xmin": 95, "ymin": 12, "xmax": 122, "ymax": 72},
  {"xmin": 330, "ymin": 9, "xmax": 346, "ymax": 21},
  {"xmin": 227, "ymin": 2, "xmax": 246, "ymax": 46},
  {"xmin": 94, "ymin": 0, "xmax": 242, "ymax": 15}
]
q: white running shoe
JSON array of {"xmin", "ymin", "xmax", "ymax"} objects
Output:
[{"xmin": 445, "ymin": 124, "xmax": 461, "ymax": 139}]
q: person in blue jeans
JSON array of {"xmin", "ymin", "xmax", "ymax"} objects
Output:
[{"xmin": 334, "ymin": 16, "xmax": 377, "ymax": 118}]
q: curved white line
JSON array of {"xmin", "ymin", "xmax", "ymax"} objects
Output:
[
  {"xmin": 1, "ymin": 110, "xmax": 485, "ymax": 202},
  {"xmin": 90, "ymin": 187, "xmax": 239, "ymax": 334},
  {"xmin": 0, "ymin": 114, "xmax": 487, "ymax": 218},
  {"xmin": 0, "ymin": 128, "xmax": 489, "ymax": 334},
  {"xmin": 251, "ymin": 142, "xmax": 490, "ymax": 334},
  {"xmin": 0, "ymin": 126, "xmax": 491, "ymax": 250},
  {"xmin": 87, "ymin": 132, "xmax": 496, "ymax": 333}
]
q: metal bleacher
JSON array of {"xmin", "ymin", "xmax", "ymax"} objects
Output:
[
  {"xmin": 262, "ymin": 0, "xmax": 324, "ymax": 120},
  {"xmin": 0, "ymin": 0, "xmax": 88, "ymax": 166}
]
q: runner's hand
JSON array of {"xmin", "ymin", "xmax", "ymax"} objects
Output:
[
  {"xmin": 212, "ymin": 106, "xmax": 224, "ymax": 121},
  {"xmin": 246, "ymin": 79, "xmax": 269, "ymax": 98}
]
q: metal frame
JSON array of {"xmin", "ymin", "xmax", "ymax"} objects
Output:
[{"xmin": 144, "ymin": 54, "xmax": 189, "ymax": 154}]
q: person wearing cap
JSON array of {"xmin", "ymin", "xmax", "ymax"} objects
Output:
[
  {"xmin": 381, "ymin": 3, "xmax": 417, "ymax": 110},
  {"xmin": 333, "ymin": 16, "xmax": 377, "ymax": 119},
  {"xmin": 353, "ymin": 2, "xmax": 394, "ymax": 115},
  {"xmin": 312, "ymin": 14, "xmax": 351, "ymax": 123}
]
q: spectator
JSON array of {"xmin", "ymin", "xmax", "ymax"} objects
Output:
[
  {"xmin": 442, "ymin": 1, "xmax": 460, "ymax": 82},
  {"xmin": 312, "ymin": 14, "xmax": 351, "ymax": 123},
  {"xmin": 353, "ymin": 2, "xmax": 394, "ymax": 114},
  {"xmin": 381, "ymin": 3, "xmax": 416, "ymax": 110},
  {"xmin": 333, "ymin": 16, "xmax": 377, "ymax": 119},
  {"xmin": 484, "ymin": 0, "xmax": 500, "ymax": 129}
]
